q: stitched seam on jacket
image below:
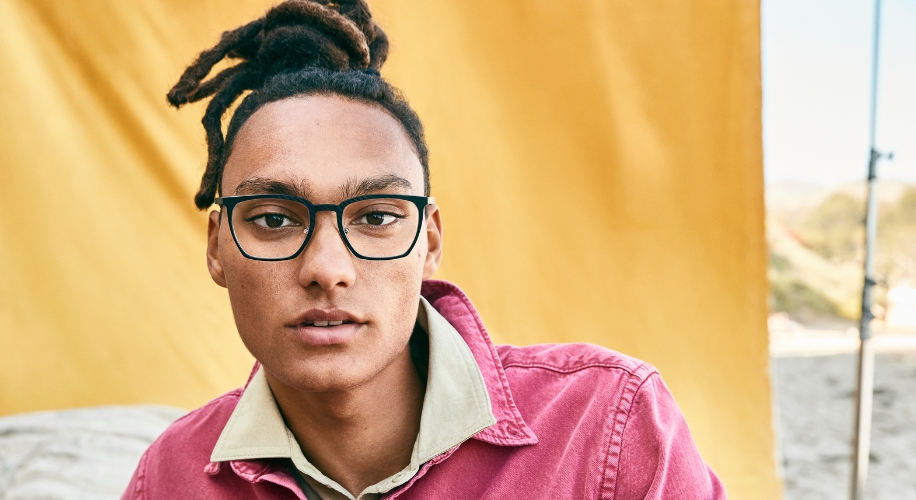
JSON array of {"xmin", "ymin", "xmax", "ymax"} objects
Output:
[
  {"xmin": 170, "ymin": 388, "xmax": 243, "ymax": 429},
  {"xmin": 134, "ymin": 440, "xmax": 151, "ymax": 499},
  {"xmin": 600, "ymin": 365, "xmax": 656, "ymax": 500},
  {"xmin": 501, "ymin": 362, "xmax": 643, "ymax": 377}
]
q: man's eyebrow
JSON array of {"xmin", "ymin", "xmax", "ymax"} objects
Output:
[
  {"xmin": 340, "ymin": 175, "xmax": 414, "ymax": 198},
  {"xmin": 233, "ymin": 178, "xmax": 311, "ymax": 198}
]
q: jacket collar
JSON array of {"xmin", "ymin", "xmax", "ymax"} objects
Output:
[{"xmin": 420, "ymin": 280, "xmax": 538, "ymax": 446}]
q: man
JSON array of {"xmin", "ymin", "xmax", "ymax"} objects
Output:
[{"xmin": 124, "ymin": 1, "xmax": 726, "ymax": 498}]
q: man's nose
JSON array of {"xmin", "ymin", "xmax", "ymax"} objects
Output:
[{"xmin": 297, "ymin": 211, "xmax": 357, "ymax": 291}]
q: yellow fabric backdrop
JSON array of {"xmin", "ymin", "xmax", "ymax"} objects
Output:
[{"xmin": 0, "ymin": 0, "xmax": 778, "ymax": 497}]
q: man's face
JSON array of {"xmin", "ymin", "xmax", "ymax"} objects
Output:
[{"xmin": 206, "ymin": 95, "xmax": 442, "ymax": 393}]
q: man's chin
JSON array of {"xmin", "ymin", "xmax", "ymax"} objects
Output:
[{"xmin": 266, "ymin": 358, "xmax": 382, "ymax": 394}]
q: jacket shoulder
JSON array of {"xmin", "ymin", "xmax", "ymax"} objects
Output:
[
  {"xmin": 165, "ymin": 388, "xmax": 240, "ymax": 436},
  {"xmin": 145, "ymin": 388, "xmax": 243, "ymax": 465},
  {"xmin": 122, "ymin": 388, "xmax": 244, "ymax": 499}
]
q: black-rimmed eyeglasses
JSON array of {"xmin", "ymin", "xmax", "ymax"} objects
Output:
[{"xmin": 215, "ymin": 194, "xmax": 435, "ymax": 261}]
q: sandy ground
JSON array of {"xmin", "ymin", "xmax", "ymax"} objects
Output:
[
  {"xmin": 1, "ymin": 349, "xmax": 914, "ymax": 499},
  {"xmin": 773, "ymin": 351, "xmax": 916, "ymax": 500}
]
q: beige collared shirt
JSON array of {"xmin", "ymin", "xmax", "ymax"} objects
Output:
[{"xmin": 210, "ymin": 297, "xmax": 496, "ymax": 500}]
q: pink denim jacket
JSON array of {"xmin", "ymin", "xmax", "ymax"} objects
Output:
[{"xmin": 123, "ymin": 280, "xmax": 726, "ymax": 499}]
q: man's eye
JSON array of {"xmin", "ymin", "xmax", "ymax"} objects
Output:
[
  {"xmin": 251, "ymin": 213, "xmax": 296, "ymax": 228},
  {"xmin": 359, "ymin": 212, "xmax": 400, "ymax": 226}
]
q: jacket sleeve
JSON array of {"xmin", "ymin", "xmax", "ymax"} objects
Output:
[{"xmin": 608, "ymin": 372, "xmax": 727, "ymax": 500}]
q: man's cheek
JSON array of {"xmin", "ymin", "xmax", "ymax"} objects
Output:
[
  {"xmin": 225, "ymin": 265, "xmax": 277, "ymax": 328},
  {"xmin": 383, "ymin": 263, "xmax": 423, "ymax": 322}
]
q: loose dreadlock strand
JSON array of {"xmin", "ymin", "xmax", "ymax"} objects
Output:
[
  {"xmin": 225, "ymin": 27, "xmax": 264, "ymax": 61},
  {"xmin": 184, "ymin": 63, "xmax": 251, "ymax": 104},
  {"xmin": 167, "ymin": 18, "xmax": 264, "ymax": 108},
  {"xmin": 367, "ymin": 28, "xmax": 388, "ymax": 69},
  {"xmin": 195, "ymin": 70, "xmax": 262, "ymax": 209}
]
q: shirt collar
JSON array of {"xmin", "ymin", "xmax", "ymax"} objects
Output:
[{"xmin": 420, "ymin": 280, "xmax": 538, "ymax": 447}]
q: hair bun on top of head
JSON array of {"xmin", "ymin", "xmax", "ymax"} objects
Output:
[
  {"xmin": 166, "ymin": 0, "xmax": 417, "ymax": 210},
  {"xmin": 167, "ymin": 0, "xmax": 388, "ymax": 108}
]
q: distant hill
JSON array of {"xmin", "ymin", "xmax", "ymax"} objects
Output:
[{"xmin": 766, "ymin": 181, "xmax": 916, "ymax": 326}]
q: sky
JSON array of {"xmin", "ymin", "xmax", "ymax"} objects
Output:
[{"xmin": 762, "ymin": 0, "xmax": 916, "ymax": 186}]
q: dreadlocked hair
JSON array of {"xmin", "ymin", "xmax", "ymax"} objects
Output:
[{"xmin": 167, "ymin": 0, "xmax": 429, "ymax": 209}]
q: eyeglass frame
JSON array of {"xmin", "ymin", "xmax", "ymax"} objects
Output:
[{"xmin": 214, "ymin": 193, "xmax": 436, "ymax": 262}]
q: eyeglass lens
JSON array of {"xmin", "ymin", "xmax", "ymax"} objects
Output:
[{"xmin": 230, "ymin": 197, "xmax": 422, "ymax": 259}]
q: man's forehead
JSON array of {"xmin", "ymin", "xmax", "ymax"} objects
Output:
[
  {"xmin": 237, "ymin": 96, "xmax": 412, "ymax": 160},
  {"xmin": 222, "ymin": 95, "xmax": 425, "ymax": 200}
]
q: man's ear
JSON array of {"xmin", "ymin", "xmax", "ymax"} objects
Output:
[
  {"xmin": 422, "ymin": 205, "xmax": 443, "ymax": 280},
  {"xmin": 207, "ymin": 210, "xmax": 228, "ymax": 288}
]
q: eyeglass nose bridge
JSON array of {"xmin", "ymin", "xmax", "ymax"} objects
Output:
[
  {"xmin": 300, "ymin": 205, "xmax": 350, "ymax": 247},
  {"xmin": 302, "ymin": 228, "xmax": 349, "ymax": 234}
]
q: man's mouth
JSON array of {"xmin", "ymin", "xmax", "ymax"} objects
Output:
[
  {"xmin": 289, "ymin": 309, "xmax": 363, "ymax": 329},
  {"xmin": 300, "ymin": 320, "xmax": 354, "ymax": 327},
  {"xmin": 289, "ymin": 311, "xmax": 362, "ymax": 346}
]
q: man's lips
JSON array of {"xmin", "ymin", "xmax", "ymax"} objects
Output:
[
  {"xmin": 286, "ymin": 309, "xmax": 365, "ymax": 346},
  {"xmin": 287, "ymin": 309, "xmax": 364, "ymax": 328}
]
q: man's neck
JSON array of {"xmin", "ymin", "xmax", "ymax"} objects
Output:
[{"xmin": 264, "ymin": 346, "xmax": 425, "ymax": 497}]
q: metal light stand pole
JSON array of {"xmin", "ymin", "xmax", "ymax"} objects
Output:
[{"xmin": 850, "ymin": 1, "xmax": 884, "ymax": 498}]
